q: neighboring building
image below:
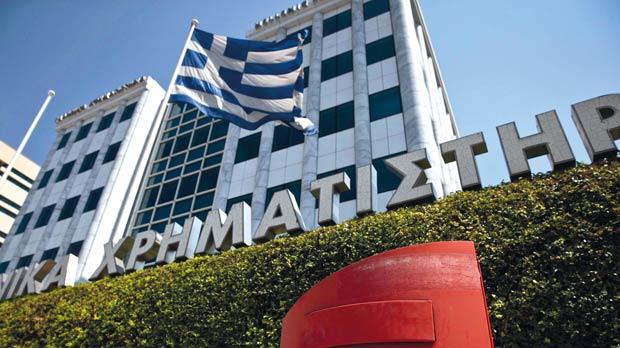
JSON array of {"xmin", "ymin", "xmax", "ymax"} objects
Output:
[
  {"xmin": 0, "ymin": 141, "xmax": 40, "ymax": 247},
  {"xmin": 0, "ymin": 77, "xmax": 165, "ymax": 279},
  {"xmin": 126, "ymin": 0, "xmax": 460, "ymax": 237}
]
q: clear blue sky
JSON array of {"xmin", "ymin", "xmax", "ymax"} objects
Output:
[{"xmin": 0, "ymin": 0, "xmax": 618, "ymax": 186}]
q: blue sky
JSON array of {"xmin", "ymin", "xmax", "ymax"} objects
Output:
[{"xmin": 0, "ymin": 0, "xmax": 618, "ymax": 186}]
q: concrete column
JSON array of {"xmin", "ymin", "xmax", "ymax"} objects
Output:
[
  {"xmin": 389, "ymin": 0, "xmax": 444, "ymax": 198},
  {"xmin": 212, "ymin": 124, "xmax": 240, "ymax": 211},
  {"xmin": 250, "ymin": 27, "xmax": 288, "ymax": 234},
  {"xmin": 299, "ymin": 12, "xmax": 324, "ymax": 230},
  {"xmin": 352, "ymin": 0, "xmax": 373, "ymax": 167}
]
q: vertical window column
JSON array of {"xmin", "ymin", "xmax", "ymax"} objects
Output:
[
  {"xmin": 299, "ymin": 12, "xmax": 324, "ymax": 230},
  {"xmin": 212, "ymin": 124, "xmax": 240, "ymax": 210},
  {"xmin": 352, "ymin": 0, "xmax": 373, "ymax": 167}
]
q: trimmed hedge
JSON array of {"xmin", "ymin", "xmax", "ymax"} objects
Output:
[{"xmin": 0, "ymin": 162, "xmax": 618, "ymax": 347}]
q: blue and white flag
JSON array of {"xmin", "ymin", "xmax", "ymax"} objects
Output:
[{"xmin": 169, "ymin": 28, "xmax": 317, "ymax": 135}]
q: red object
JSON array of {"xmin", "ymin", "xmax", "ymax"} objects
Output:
[{"xmin": 280, "ymin": 241, "xmax": 494, "ymax": 348}]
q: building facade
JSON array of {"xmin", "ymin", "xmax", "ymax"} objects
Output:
[
  {"xmin": 126, "ymin": 0, "xmax": 460, "ymax": 237},
  {"xmin": 0, "ymin": 77, "xmax": 164, "ymax": 280},
  {"xmin": 0, "ymin": 142, "xmax": 40, "ymax": 247}
]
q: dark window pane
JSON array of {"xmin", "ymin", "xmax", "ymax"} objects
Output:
[
  {"xmin": 165, "ymin": 168, "xmax": 182, "ymax": 181},
  {"xmin": 323, "ymin": 10, "xmax": 351, "ymax": 37},
  {"xmin": 369, "ymin": 86, "xmax": 402, "ymax": 121},
  {"xmin": 179, "ymin": 122, "xmax": 194, "ymax": 134},
  {"xmin": 15, "ymin": 212, "xmax": 33, "ymax": 234},
  {"xmin": 187, "ymin": 147, "xmax": 205, "ymax": 162},
  {"xmin": 34, "ymin": 204, "xmax": 56, "ymax": 228},
  {"xmin": 194, "ymin": 192, "xmax": 214, "ymax": 210},
  {"xmin": 153, "ymin": 204, "xmax": 172, "ymax": 221},
  {"xmin": 210, "ymin": 121, "xmax": 229, "ymax": 139},
  {"xmin": 198, "ymin": 167, "xmax": 219, "ymax": 192},
  {"xmin": 183, "ymin": 161, "xmax": 202, "ymax": 175},
  {"xmin": 373, "ymin": 151, "xmax": 407, "ymax": 193},
  {"xmin": 119, "ymin": 103, "xmax": 137, "ymax": 122},
  {"xmin": 226, "ymin": 193, "xmax": 252, "ymax": 212},
  {"xmin": 57, "ymin": 132, "xmax": 72, "ymax": 150},
  {"xmin": 273, "ymin": 125, "xmax": 304, "ymax": 152},
  {"xmin": 158, "ymin": 180, "xmax": 179, "ymax": 204},
  {"xmin": 319, "ymin": 101, "xmax": 354, "ymax": 137},
  {"xmin": 364, "ymin": 0, "xmax": 390, "ymax": 20},
  {"xmin": 136, "ymin": 210, "xmax": 153, "ymax": 226},
  {"xmin": 182, "ymin": 108, "xmax": 199, "ymax": 123},
  {"xmin": 58, "ymin": 195, "xmax": 80, "ymax": 221},
  {"xmin": 203, "ymin": 154, "xmax": 223, "ymax": 168},
  {"xmin": 103, "ymin": 142, "xmax": 122, "ymax": 163},
  {"xmin": 140, "ymin": 187, "xmax": 160, "ymax": 209},
  {"xmin": 79, "ymin": 151, "xmax": 99, "ymax": 173},
  {"xmin": 40, "ymin": 248, "xmax": 59, "ymax": 262},
  {"xmin": 152, "ymin": 160, "xmax": 167, "ymax": 174},
  {"xmin": 266, "ymin": 180, "xmax": 301, "ymax": 207},
  {"xmin": 55, "ymin": 161, "xmax": 75, "ymax": 182},
  {"xmin": 169, "ymin": 153, "xmax": 186, "ymax": 168},
  {"xmin": 366, "ymin": 36, "xmax": 395, "ymax": 65},
  {"xmin": 148, "ymin": 174, "xmax": 163, "ymax": 186},
  {"xmin": 206, "ymin": 139, "xmax": 225, "ymax": 155},
  {"xmin": 83, "ymin": 187, "xmax": 104, "ymax": 212},
  {"xmin": 151, "ymin": 222, "xmax": 167, "ymax": 233},
  {"xmin": 0, "ymin": 261, "xmax": 8, "ymax": 274},
  {"xmin": 67, "ymin": 241, "xmax": 83, "ymax": 256},
  {"xmin": 321, "ymin": 51, "xmax": 352, "ymax": 81},
  {"xmin": 37, "ymin": 170, "xmax": 53, "ymax": 190},
  {"xmin": 235, "ymin": 133, "xmax": 261, "ymax": 163},
  {"xmin": 97, "ymin": 113, "xmax": 115, "ymax": 132},
  {"xmin": 166, "ymin": 117, "xmax": 181, "ymax": 129},
  {"xmin": 173, "ymin": 133, "xmax": 191, "ymax": 154},
  {"xmin": 178, "ymin": 174, "xmax": 199, "ymax": 198},
  {"xmin": 303, "ymin": 66, "xmax": 310, "ymax": 89},
  {"xmin": 163, "ymin": 129, "xmax": 177, "ymax": 140},
  {"xmin": 16, "ymin": 255, "xmax": 33, "ymax": 268},
  {"xmin": 173, "ymin": 198, "xmax": 192, "ymax": 216},
  {"xmin": 170, "ymin": 103, "xmax": 184, "ymax": 116},
  {"xmin": 74, "ymin": 123, "xmax": 93, "ymax": 142},
  {"xmin": 192, "ymin": 125, "xmax": 210, "ymax": 147},
  {"xmin": 157, "ymin": 141, "xmax": 173, "ymax": 159}
]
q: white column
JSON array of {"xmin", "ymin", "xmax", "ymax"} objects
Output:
[
  {"xmin": 212, "ymin": 124, "xmax": 240, "ymax": 210},
  {"xmin": 389, "ymin": 0, "xmax": 444, "ymax": 197},
  {"xmin": 299, "ymin": 13, "xmax": 324, "ymax": 230},
  {"xmin": 352, "ymin": 0, "xmax": 373, "ymax": 167}
]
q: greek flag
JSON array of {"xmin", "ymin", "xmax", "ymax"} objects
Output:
[{"xmin": 169, "ymin": 28, "xmax": 317, "ymax": 135}]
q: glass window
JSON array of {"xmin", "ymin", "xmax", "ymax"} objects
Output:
[
  {"xmin": 303, "ymin": 66, "xmax": 310, "ymax": 89},
  {"xmin": 74, "ymin": 123, "xmax": 93, "ymax": 142},
  {"xmin": 15, "ymin": 212, "xmax": 33, "ymax": 234},
  {"xmin": 317, "ymin": 165, "xmax": 356, "ymax": 203},
  {"xmin": 56, "ymin": 161, "xmax": 75, "ymax": 182},
  {"xmin": 34, "ymin": 204, "xmax": 56, "ymax": 228},
  {"xmin": 97, "ymin": 112, "xmax": 115, "ymax": 132},
  {"xmin": 37, "ymin": 170, "xmax": 53, "ymax": 190},
  {"xmin": 148, "ymin": 174, "xmax": 164, "ymax": 186},
  {"xmin": 369, "ymin": 86, "xmax": 402, "ymax": 121},
  {"xmin": 194, "ymin": 192, "xmax": 214, "ymax": 210},
  {"xmin": 206, "ymin": 139, "xmax": 225, "ymax": 155},
  {"xmin": 266, "ymin": 180, "xmax": 301, "ymax": 207},
  {"xmin": 323, "ymin": 10, "xmax": 352, "ymax": 37},
  {"xmin": 321, "ymin": 51, "xmax": 353, "ymax": 81},
  {"xmin": 203, "ymin": 154, "xmax": 223, "ymax": 168},
  {"xmin": 163, "ymin": 129, "xmax": 177, "ymax": 140},
  {"xmin": 191, "ymin": 125, "xmax": 210, "ymax": 147},
  {"xmin": 153, "ymin": 204, "xmax": 172, "ymax": 221},
  {"xmin": 198, "ymin": 167, "xmax": 219, "ymax": 192},
  {"xmin": 373, "ymin": 151, "xmax": 406, "ymax": 193},
  {"xmin": 16, "ymin": 255, "xmax": 33, "ymax": 269},
  {"xmin": 319, "ymin": 101, "xmax": 354, "ymax": 137},
  {"xmin": 226, "ymin": 193, "xmax": 252, "ymax": 211},
  {"xmin": 173, "ymin": 198, "xmax": 193, "ymax": 216},
  {"xmin": 166, "ymin": 117, "xmax": 181, "ymax": 130},
  {"xmin": 135, "ymin": 210, "xmax": 153, "ymax": 226},
  {"xmin": 182, "ymin": 108, "xmax": 199, "ymax": 123},
  {"xmin": 103, "ymin": 142, "xmax": 122, "ymax": 163},
  {"xmin": 169, "ymin": 153, "xmax": 186, "ymax": 168},
  {"xmin": 210, "ymin": 121, "xmax": 229, "ymax": 140},
  {"xmin": 57, "ymin": 132, "xmax": 72, "ymax": 150},
  {"xmin": 364, "ymin": 0, "xmax": 390, "ymax": 20},
  {"xmin": 152, "ymin": 160, "xmax": 167, "ymax": 174},
  {"xmin": 0, "ymin": 261, "xmax": 9, "ymax": 274},
  {"xmin": 67, "ymin": 241, "xmax": 83, "ymax": 256},
  {"xmin": 273, "ymin": 125, "xmax": 305, "ymax": 152},
  {"xmin": 119, "ymin": 102, "xmax": 137, "ymax": 122},
  {"xmin": 366, "ymin": 35, "xmax": 395, "ymax": 65},
  {"xmin": 173, "ymin": 133, "xmax": 191, "ymax": 154},
  {"xmin": 151, "ymin": 222, "xmax": 167, "ymax": 233},
  {"xmin": 165, "ymin": 168, "xmax": 182, "ymax": 181},
  {"xmin": 235, "ymin": 133, "xmax": 261, "ymax": 163},
  {"xmin": 140, "ymin": 187, "xmax": 160, "ymax": 209},
  {"xmin": 158, "ymin": 180, "xmax": 179, "ymax": 204},
  {"xmin": 179, "ymin": 122, "xmax": 194, "ymax": 134},
  {"xmin": 178, "ymin": 174, "xmax": 199, "ymax": 198},
  {"xmin": 187, "ymin": 147, "xmax": 205, "ymax": 162},
  {"xmin": 183, "ymin": 161, "xmax": 202, "ymax": 175},
  {"xmin": 58, "ymin": 195, "xmax": 80, "ymax": 221},
  {"xmin": 157, "ymin": 141, "xmax": 173, "ymax": 159},
  {"xmin": 196, "ymin": 116, "xmax": 211, "ymax": 127},
  {"xmin": 40, "ymin": 247, "xmax": 59, "ymax": 262},
  {"xmin": 83, "ymin": 187, "xmax": 104, "ymax": 213},
  {"xmin": 79, "ymin": 151, "xmax": 99, "ymax": 173},
  {"xmin": 170, "ymin": 103, "xmax": 184, "ymax": 116}
]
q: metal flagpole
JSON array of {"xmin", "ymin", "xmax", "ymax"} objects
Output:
[{"xmin": 0, "ymin": 90, "xmax": 55, "ymax": 194}]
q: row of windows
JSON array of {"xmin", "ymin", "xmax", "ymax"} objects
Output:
[
  {"xmin": 0, "ymin": 161, "xmax": 35, "ymax": 184},
  {"xmin": 56, "ymin": 102, "xmax": 136, "ymax": 151},
  {"xmin": 0, "ymin": 168, "xmax": 31, "ymax": 191},
  {"xmin": 324, "ymin": 9, "xmax": 352, "ymax": 37},
  {"xmin": 0, "ymin": 194, "xmax": 21, "ymax": 211},
  {"xmin": 235, "ymin": 132, "xmax": 261, "ymax": 163},
  {"xmin": 364, "ymin": 0, "xmax": 390, "ymax": 20},
  {"xmin": 15, "ymin": 187, "xmax": 103, "ymax": 234},
  {"xmin": 0, "ymin": 240, "xmax": 83, "ymax": 274},
  {"xmin": 0, "ymin": 205, "xmax": 16, "ymax": 218},
  {"xmin": 37, "ymin": 142, "xmax": 121, "ymax": 190}
]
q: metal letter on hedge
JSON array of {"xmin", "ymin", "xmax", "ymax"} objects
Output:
[
  {"xmin": 89, "ymin": 236, "xmax": 135, "ymax": 280},
  {"xmin": 310, "ymin": 172, "xmax": 351, "ymax": 226},
  {"xmin": 15, "ymin": 260, "xmax": 56, "ymax": 296},
  {"xmin": 253, "ymin": 190, "xmax": 307, "ymax": 243},
  {"xmin": 42, "ymin": 254, "xmax": 78, "ymax": 292},
  {"xmin": 385, "ymin": 149, "xmax": 436, "ymax": 209},
  {"xmin": 1, "ymin": 268, "xmax": 26, "ymax": 300},
  {"xmin": 571, "ymin": 93, "xmax": 620, "ymax": 161},
  {"xmin": 356, "ymin": 164, "xmax": 378, "ymax": 217},
  {"xmin": 195, "ymin": 202, "xmax": 252, "ymax": 255},
  {"xmin": 497, "ymin": 111, "xmax": 575, "ymax": 180},
  {"xmin": 126, "ymin": 231, "xmax": 162, "ymax": 272},
  {"xmin": 440, "ymin": 132, "xmax": 488, "ymax": 190},
  {"xmin": 156, "ymin": 217, "xmax": 202, "ymax": 264}
]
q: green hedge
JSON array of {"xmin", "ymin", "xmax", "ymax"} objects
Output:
[{"xmin": 0, "ymin": 162, "xmax": 618, "ymax": 347}]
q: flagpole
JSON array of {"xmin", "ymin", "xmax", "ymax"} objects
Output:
[
  {"xmin": 0, "ymin": 90, "xmax": 55, "ymax": 193},
  {"xmin": 153, "ymin": 18, "xmax": 199, "ymax": 133}
]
